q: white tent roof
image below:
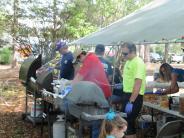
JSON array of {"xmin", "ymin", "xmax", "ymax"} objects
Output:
[{"xmin": 70, "ymin": 0, "xmax": 184, "ymax": 46}]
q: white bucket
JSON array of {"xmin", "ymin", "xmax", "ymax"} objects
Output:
[
  {"xmin": 53, "ymin": 115, "xmax": 65, "ymax": 138},
  {"xmin": 30, "ymin": 102, "xmax": 43, "ymax": 117}
]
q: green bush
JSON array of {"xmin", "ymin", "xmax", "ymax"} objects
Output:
[{"xmin": 0, "ymin": 48, "xmax": 12, "ymax": 64}]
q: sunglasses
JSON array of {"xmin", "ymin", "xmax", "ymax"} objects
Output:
[{"xmin": 122, "ymin": 52, "xmax": 129, "ymax": 56}]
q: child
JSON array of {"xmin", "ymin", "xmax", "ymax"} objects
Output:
[{"xmin": 99, "ymin": 111, "xmax": 127, "ymax": 138}]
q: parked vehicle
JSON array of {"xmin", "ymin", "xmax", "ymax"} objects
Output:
[
  {"xmin": 171, "ymin": 54, "xmax": 183, "ymax": 63},
  {"xmin": 150, "ymin": 53, "xmax": 162, "ymax": 63}
]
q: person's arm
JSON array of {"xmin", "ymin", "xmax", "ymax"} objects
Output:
[
  {"xmin": 124, "ymin": 78, "xmax": 142, "ymax": 114},
  {"xmin": 72, "ymin": 55, "xmax": 91, "ymax": 83},
  {"xmin": 72, "ymin": 73, "xmax": 84, "ymax": 84},
  {"xmin": 107, "ymin": 62, "xmax": 113, "ymax": 83},
  {"xmin": 162, "ymin": 73, "xmax": 179, "ymax": 94},
  {"xmin": 55, "ymin": 60, "xmax": 61, "ymax": 70},
  {"xmin": 129, "ymin": 78, "xmax": 142, "ymax": 102}
]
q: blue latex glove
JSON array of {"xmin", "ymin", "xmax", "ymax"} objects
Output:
[
  {"xmin": 59, "ymin": 85, "xmax": 72, "ymax": 96},
  {"xmin": 65, "ymin": 85, "xmax": 72, "ymax": 93},
  {"xmin": 154, "ymin": 89, "xmax": 163, "ymax": 95},
  {"xmin": 125, "ymin": 102, "xmax": 133, "ymax": 114},
  {"xmin": 114, "ymin": 83, "xmax": 123, "ymax": 89}
]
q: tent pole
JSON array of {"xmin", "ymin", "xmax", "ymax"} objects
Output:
[{"xmin": 163, "ymin": 43, "xmax": 169, "ymax": 63}]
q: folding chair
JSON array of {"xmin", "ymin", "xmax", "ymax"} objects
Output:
[{"xmin": 156, "ymin": 120, "xmax": 184, "ymax": 138}]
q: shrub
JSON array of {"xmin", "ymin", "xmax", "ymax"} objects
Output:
[{"xmin": 0, "ymin": 48, "xmax": 12, "ymax": 64}]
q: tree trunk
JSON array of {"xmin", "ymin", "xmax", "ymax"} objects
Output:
[
  {"xmin": 11, "ymin": 0, "xmax": 19, "ymax": 68},
  {"xmin": 138, "ymin": 45, "xmax": 144, "ymax": 59},
  {"xmin": 50, "ymin": 0, "xmax": 57, "ymax": 60},
  {"xmin": 144, "ymin": 44, "xmax": 150, "ymax": 63},
  {"xmin": 53, "ymin": 0, "xmax": 57, "ymax": 43},
  {"xmin": 163, "ymin": 43, "xmax": 169, "ymax": 63}
]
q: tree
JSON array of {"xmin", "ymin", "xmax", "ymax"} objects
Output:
[
  {"xmin": 0, "ymin": 1, "xmax": 12, "ymax": 42},
  {"xmin": 11, "ymin": 0, "xmax": 19, "ymax": 68},
  {"xmin": 0, "ymin": 0, "xmax": 153, "ymax": 64},
  {"xmin": 61, "ymin": 0, "xmax": 98, "ymax": 39}
]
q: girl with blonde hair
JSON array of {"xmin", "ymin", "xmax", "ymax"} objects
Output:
[{"xmin": 99, "ymin": 111, "xmax": 127, "ymax": 138}]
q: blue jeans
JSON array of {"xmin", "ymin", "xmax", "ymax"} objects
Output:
[
  {"xmin": 110, "ymin": 95, "xmax": 123, "ymax": 104},
  {"xmin": 92, "ymin": 120, "xmax": 101, "ymax": 138}
]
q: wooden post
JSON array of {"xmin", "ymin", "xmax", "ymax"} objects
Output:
[
  {"xmin": 163, "ymin": 43, "xmax": 169, "ymax": 63},
  {"xmin": 144, "ymin": 44, "xmax": 150, "ymax": 63},
  {"xmin": 138, "ymin": 45, "xmax": 144, "ymax": 59}
]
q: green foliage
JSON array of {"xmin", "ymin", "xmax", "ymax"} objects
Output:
[
  {"xmin": 0, "ymin": 0, "xmax": 153, "ymax": 62},
  {"xmin": 0, "ymin": 48, "xmax": 12, "ymax": 64},
  {"xmin": 91, "ymin": 0, "xmax": 152, "ymax": 27},
  {"xmin": 0, "ymin": 11, "xmax": 11, "ymax": 35},
  {"xmin": 150, "ymin": 43, "xmax": 183, "ymax": 56},
  {"xmin": 169, "ymin": 43, "xmax": 182, "ymax": 55},
  {"xmin": 63, "ymin": 0, "xmax": 98, "ymax": 39},
  {"xmin": 150, "ymin": 44, "xmax": 164, "ymax": 55},
  {"xmin": 155, "ymin": 45, "xmax": 164, "ymax": 55},
  {"xmin": 0, "ymin": 0, "xmax": 153, "ymax": 40}
]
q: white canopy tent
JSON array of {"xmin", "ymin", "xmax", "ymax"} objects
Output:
[{"xmin": 70, "ymin": 0, "xmax": 184, "ymax": 46}]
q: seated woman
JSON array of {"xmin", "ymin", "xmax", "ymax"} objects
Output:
[{"xmin": 159, "ymin": 63, "xmax": 184, "ymax": 94}]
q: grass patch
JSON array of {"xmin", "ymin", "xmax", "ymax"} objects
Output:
[
  {"xmin": 0, "ymin": 48, "xmax": 12, "ymax": 64},
  {"xmin": 0, "ymin": 83, "xmax": 24, "ymax": 100}
]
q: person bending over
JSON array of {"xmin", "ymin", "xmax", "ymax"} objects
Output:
[{"xmin": 159, "ymin": 63, "xmax": 182, "ymax": 94}]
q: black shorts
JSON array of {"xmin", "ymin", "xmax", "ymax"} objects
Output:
[{"xmin": 121, "ymin": 93, "xmax": 143, "ymax": 135}]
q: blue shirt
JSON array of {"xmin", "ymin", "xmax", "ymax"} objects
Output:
[
  {"xmin": 172, "ymin": 68, "xmax": 184, "ymax": 82},
  {"xmin": 98, "ymin": 56, "xmax": 113, "ymax": 78},
  {"xmin": 60, "ymin": 52, "xmax": 74, "ymax": 80}
]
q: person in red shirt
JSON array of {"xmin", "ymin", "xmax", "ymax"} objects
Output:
[
  {"xmin": 72, "ymin": 49, "xmax": 112, "ymax": 99},
  {"xmin": 72, "ymin": 49, "xmax": 112, "ymax": 138}
]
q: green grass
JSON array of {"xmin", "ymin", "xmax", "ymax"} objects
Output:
[
  {"xmin": 0, "ymin": 48, "xmax": 12, "ymax": 64},
  {"xmin": 0, "ymin": 83, "xmax": 21, "ymax": 99}
]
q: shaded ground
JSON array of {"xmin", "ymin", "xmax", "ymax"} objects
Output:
[
  {"xmin": 0, "ymin": 65, "xmax": 48, "ymax": 138},
  {"xmin": 0, "ymin": 112, "xmax": 48, "ymax": 138}
]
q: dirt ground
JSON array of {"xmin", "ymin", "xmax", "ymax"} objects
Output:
[
  {"xmin": 0, "ymin": 63, "xmax": 184, "ymax": 138},
  {"xmin": 0, "ymin": 65, "xmax": 48, "ymax": 138}
]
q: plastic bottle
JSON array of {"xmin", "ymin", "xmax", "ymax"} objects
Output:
[{"xmin": 53, "ymin": 115, "xmax": 65, "ymax": 138}]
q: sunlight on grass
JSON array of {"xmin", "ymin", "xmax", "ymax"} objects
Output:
[
  {"xmin": 0, "ymin": 83, "xmax": 24, "ymax": 98},
  {"xmin": 0, "ymin": 82, "xmax": 25, "ymax": 112}
]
